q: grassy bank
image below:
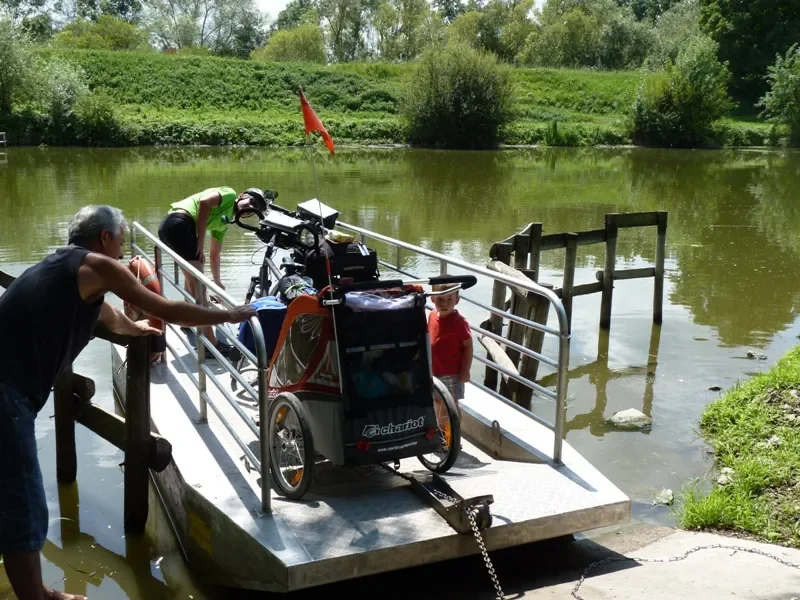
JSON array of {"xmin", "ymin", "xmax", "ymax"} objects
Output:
[
  {"xmin": 679, "ymin": 346, "xmax": 800, "ymax": 547},
  {"xmin": 0, "ymin": 49, "xmax": 773, "ymax": 147}
]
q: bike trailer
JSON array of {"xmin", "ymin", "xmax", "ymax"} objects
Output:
[{"xmin": 238, "ymin": 296, "xmax": 287, "ymax": 361}]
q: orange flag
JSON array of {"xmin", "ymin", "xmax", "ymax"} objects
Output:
[{"xmin": 299, "ymin": 87, "xmax": 335, "ymax": 155}]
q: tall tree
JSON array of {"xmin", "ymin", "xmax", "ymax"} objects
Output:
[{"xmin": 699, "ymin": 0, "xmax": 800, "ymax": 106}]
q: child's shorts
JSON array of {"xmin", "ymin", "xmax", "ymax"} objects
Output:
[{"xmin": 437, "ymin": 375, "xmax": 463, "ymax": 403}]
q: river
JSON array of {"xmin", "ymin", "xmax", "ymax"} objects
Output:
[{"xmin": 2, "ymin": 145, "xmax": 800, "ymax": 599}]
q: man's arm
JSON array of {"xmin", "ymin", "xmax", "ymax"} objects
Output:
[
  {"xmin": 210, "ymin": 237, "xmax": 223, "ymax": 288},
  {"xmin": 82, "ymin": 253, "xmax": 254, "ymax": 327},
  {"xmin": 98, "ymin": 302, "xmax": 163, "ymax": 337},
  {"xmin": 195, "ymin": 190, "xmax": 222, "ymax": 261}
]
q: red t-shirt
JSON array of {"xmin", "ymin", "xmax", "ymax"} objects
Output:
[{"xmin": 428, "ymin": 310, "xmax": 471, "ymax": 376}]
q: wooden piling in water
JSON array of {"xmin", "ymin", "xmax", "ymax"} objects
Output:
[
  {"xmin": 654, "ymin": 211, "xmax": 668, "ymax": 325},
  {"xmin": 54, "ymin": 366, "xmax": 77, "ymax": 484},
  {"xmin": 124, "ymin": 336, "xmax": 152, "ymax": 533},
  {"xmin": 599, "ymin": 213, "xmax": 619, "ymax": 330}
]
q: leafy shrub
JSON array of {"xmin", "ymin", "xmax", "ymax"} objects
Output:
[
  {"xmin": 757, "ymin": 43, "xmax": 800, "ymax": 145},
  {"xmin": 631, "ymin": 36, "xmax": 733, "ymax": 147},
  {"xmin": 402, "ymin": 41, "xmax": 513, "ymax": 148},
  {"xmin": 251, "ymin": 24, "xmax": 326, "ymax": 64},
  {"xmin": 75, "ymin": 90, "xmax": 123, "ymax": 145},
  {"xmin": 0, "ymin": 19, "xmax": 38, "ymax": 112}
]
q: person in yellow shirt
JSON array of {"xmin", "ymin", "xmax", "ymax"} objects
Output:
[{"xmin": 158, "ymin": 186, "xmax": 266, "ymax": 353}]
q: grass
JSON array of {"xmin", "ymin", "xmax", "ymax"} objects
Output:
[
  {"xmin": 1, "ymin": 48, "xmax": 777, "ymax": 148},
  {"xmin": 678, "ymin": 346, "xmax": 800, "ymax": 547}
]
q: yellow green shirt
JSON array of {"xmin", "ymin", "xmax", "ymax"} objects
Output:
[{"xmin": 170, "ymin": 186, "xmax": 237, "ymax": 242}]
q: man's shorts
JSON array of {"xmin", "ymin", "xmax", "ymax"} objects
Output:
[
  {"xmin": 158, "ymin": 211, "xmax": 199, "ymax": 263},
  {"xmin": 437, "ymin": 375, "xmax": 464, "ymax": 403},
  {"xmin": 0, "ymin": 382, "xmax": 48, "ymax": 554}
]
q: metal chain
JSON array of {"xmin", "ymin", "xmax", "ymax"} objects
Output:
[
  {"xmin": 572, "ymin": 543, "xmax": 800, "ymax": 600},
  {"xmin": 378, "ymin": 462, "xmax": 506, "ymax": 599},
  {"xmin": 466, "ymin": 503, "xmax": 506, "ymax": 599}
]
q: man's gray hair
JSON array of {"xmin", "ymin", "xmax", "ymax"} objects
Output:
[{"xmin": 68, "ymin": 205, "xmax": 128, "ymax": 247}]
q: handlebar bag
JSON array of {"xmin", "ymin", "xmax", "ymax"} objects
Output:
[{"xmin": 302, "ymin": 239, "xmax": 379, "ymax": 289}]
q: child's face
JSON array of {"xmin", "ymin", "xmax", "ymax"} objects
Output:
[{"xmin": 433, "ymin": 291, "xmax": 459, "ymax": 316}]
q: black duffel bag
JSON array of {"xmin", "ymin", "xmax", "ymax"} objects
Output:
[{"xmin": 301, "ymin": 238, "xmax": 379, "ymax": 289}]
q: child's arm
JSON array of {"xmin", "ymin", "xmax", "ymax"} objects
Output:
[{"xmin": 459, "ymin": 336, "xmax": 473, "ymax": 383}]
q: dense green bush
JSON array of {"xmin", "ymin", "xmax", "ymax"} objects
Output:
[
  {"xmin": 402, "ymin": 41, "xmax": 513, "ymax": 148},
  {"xmin": 631, "ymin": 36, "xmax": 733, "ymax": 147},
  {"xmin": 757, "ymin": 43, "xmax": 800, "ymax": 145}
]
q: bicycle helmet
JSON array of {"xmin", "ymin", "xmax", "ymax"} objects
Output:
[{"xmin": 241, "ymin": 187, "xmax": 267, "ymax": 212}]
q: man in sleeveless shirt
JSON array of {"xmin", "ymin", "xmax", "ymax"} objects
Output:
[
  {"xmin": 0, "ymin": 205, "xmax": 256, "ymax": 600},
  {"xmin": 157, "ymin": 186, "xmax": 267, "ymax": 353}
]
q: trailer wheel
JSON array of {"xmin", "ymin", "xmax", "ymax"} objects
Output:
[
  {"xmin": 268, "ymin": 392, "xmax": 314, "ymax": 500},
  {"xmin": 418, "ymin": 378, "xmax": 461, "ymax": 473}
]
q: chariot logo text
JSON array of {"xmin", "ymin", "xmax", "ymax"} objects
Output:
[{"xmin": 362, "ymin": 417, "xmax": 425, "ymax": 438}]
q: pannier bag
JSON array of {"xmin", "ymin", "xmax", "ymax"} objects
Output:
[
  {"xmin": 237, "ymin": 296, "xmax": 287, "ymax": 361},
  {"xmin": 301, "ymin": 238, "xmax": 379, "ymax": 289}
]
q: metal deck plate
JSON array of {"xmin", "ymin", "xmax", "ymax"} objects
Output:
[{"xmin": 110, "ymin": 327, "xmax": 630, "ymax": 591}]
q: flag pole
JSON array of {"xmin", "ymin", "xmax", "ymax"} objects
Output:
[{"xmin": 299, "ymin": 86, "xmax": 343, "ymax": 393}]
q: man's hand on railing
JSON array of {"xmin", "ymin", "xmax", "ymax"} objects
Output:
[
  {"xmin": 130, "ymin": 320, "xmax": 164, "ymax": 336},
  {"xmin": 228, "ymin": 305, "xmax": 257, "ymax": 323}
]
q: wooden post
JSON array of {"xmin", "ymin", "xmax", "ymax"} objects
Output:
[
  {"xmin": 124, "ymin": 336, "xmax": 151, "ymax": 534},
  {"xmin": 54, "ymin": 366, "xmax": 77, "ymax": 484},
  {"xmin": 562, "ymin": 233, "xmax": 578, "ymax": 332},
  {"xmin": 516, "ymin": 283, "xmax": 553, "ymax": 409},
  {"xmin": 484, "ymin": 244, "xmax": 511, "ymax": 393},
  {"xmin": 600, "ymin": 213, "xmax": 619, "ymax": 330},
  {"xmin": 528, "ymin": 223, "xmax": 543, "ymax": 282},
  {"xmin": 484, "ymin": 280, "xmax": 507, "ymax": 391},
  {"xmin": 653, "ymin": 211, "xmax": 667, "ymax": 325},
  {"xmin": 505, "ymin": 233, "xmax": 532, "ymax": 368}
]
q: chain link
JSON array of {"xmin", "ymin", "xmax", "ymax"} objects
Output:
[
  {"xmin": 378, "ymin": 462, "xmax": 505, "ymax": 599},
  {"xmin": 571, "ymin": 543, "xmax": 800, "ymax": 600},
  {"xmin": 466, "ymin": 502, "xmax": 506, "ymax": 599}
]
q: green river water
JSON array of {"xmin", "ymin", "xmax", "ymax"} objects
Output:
[{"xmin": 2, "ymin": 145, "xmax": 800, "ymax": 599}]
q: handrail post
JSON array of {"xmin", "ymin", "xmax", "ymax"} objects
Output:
[
  {"xmin": 195, "ymin": 279, "xmax": 208, "ymax": 423},
  {"xmin": 249, "ymin": 317, "xmax": 271, "ymax": 514},
  {"xmin": 154, "ymin": 245, "xmax": 167, "ymax": 362},
  {"xmin": 124, "ymin": 336, "xmax": 151, "ymax": 533}
]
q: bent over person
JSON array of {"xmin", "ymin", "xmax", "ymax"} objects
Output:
[
  {"xmin": 157, "ymin": 186, "xmax": 267, "ymax": 354},
  {"xmin": 0, "ymin": 205, "xmax": 256, "ymax": 600}
]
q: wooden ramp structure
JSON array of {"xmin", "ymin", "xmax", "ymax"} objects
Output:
[{"xmin": 481, "ymin": 211, "xmax": 668, "ymax": 410}]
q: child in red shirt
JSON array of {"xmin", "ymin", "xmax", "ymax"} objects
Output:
[{"xmin": 428, "ymin": 283, "xmax": 473, "ymax": 404}]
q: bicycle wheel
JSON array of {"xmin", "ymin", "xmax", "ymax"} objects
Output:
[
  {"xmin": 418, "ymin": 377, "xmax": 461, "ymax": 473},
  {"xmin": 268, "ymin": 392, "xmax": 315, "ymax": 500}
]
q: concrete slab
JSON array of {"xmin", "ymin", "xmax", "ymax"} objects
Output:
[{"xmin": 522, "ymin": 530, "xmax": 800, "ymax": 599}]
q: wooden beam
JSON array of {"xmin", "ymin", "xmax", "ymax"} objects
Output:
[
  {"xmin": 75, "ymin": 402, "xmax": 172, "ymax": 472},
  {"xmin": 562, "ymin": 234, "xmax": 578, "ymax": 332},
  {"xmin": 477, "ymin": 335, "xmax": 519, "ymax": 392},
  {"xmin": 616, "ymin": 212, "xmax": 660, "ymax": 229},
  {"xmin": 597, "ymin": 267, "xmax": 655, "ymax": 281},
  {"xmin": 572, "ymin": 281, "xmax": 603, "ymax": 297},
  {"xmin": 539, "ymin": 229, "xmax": 607, "ymax": 251}
]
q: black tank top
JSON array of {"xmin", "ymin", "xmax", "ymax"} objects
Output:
[{"xmin": 0, "ymin": 245, "xmax": 104, "ymax": 411}]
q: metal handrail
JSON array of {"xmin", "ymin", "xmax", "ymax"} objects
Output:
[
  {"xmin": 339, "ymin": 221, "xmax": 571, "ymax": 463},
  {"xmin": 130, "ymin": 222, "xmax": 272, "ymax": 513}
]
